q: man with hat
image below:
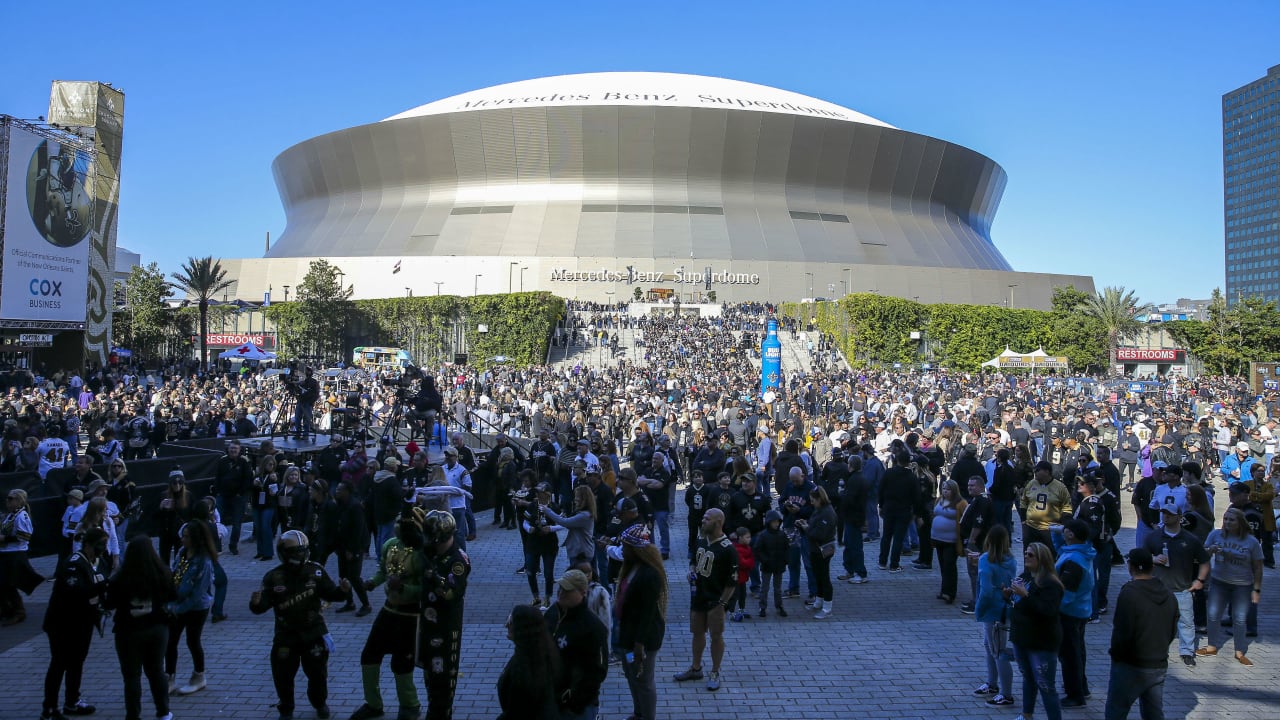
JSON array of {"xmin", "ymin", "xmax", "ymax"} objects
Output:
[
  {"xmin": 544, "ymin": 569, "xmax": 608, "ymax": 720},
  {"xmin": 1141, "ymin": 496, "xmax": 1209, "ymax": 666},
  {"xmin": 416, "ymin": 509, "xmax": 470, "ymax": 720},
  {"xmin": 1103, "ymin": 548, "xmax": 1180, "ymax": 719},
  {"xmin": 1220, "ymin": 441, "xmax": 1257, "ymax": 487}
]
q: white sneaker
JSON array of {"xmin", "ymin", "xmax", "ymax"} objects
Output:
[
  {"xmin": 848, "ymin": 576, "xmax": 868, "ymax": 584},
  {"xmin": 814, "ymin": 607, "xmax": 831, "ymax": 619},
  {"xmin": 157, "ymin": 714, "xmax": 174, "ymax": 720}
]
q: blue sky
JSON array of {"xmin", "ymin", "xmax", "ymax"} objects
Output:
[{"xmin": 2, "ymin": 1, "xmax": 1276, "ymax": 305}]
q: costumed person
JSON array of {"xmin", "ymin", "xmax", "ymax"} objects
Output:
[
  {"xmin": 416, "ymin": 510, "xmax": 471, "ymax": 720},
  {"xmin": 350, "ymin": 508, "xmax": 429, "ymax": 720},
  {"xmin": 250, "ymin": 530, "xmax": 352, "ymax": 720},
  {"xmin": 42, "ymin": 527, "xmax": 109, "ymax": 719}
]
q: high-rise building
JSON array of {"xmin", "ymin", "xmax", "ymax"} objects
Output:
[{"xmin": 1224, "ymin": 64, "xmax": 1280, "ymax": 304}]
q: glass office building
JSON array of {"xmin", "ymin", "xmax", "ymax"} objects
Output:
[{"xmin": 1224, "ymin": 64, "xmax": 1280, "ymax": 304}]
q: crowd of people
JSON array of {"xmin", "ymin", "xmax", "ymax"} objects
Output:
[{"xmin": 0, "ymin": 299, "xmax": 1277, "ymax": 720}]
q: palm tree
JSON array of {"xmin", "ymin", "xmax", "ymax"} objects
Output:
[
  {"xmin": 170, "ymin": 256, "xmax": 234, "ymax": 371},
  {"xmin": 1081, "ymin": 286, "xmax": 1154, "ymax": 371}
]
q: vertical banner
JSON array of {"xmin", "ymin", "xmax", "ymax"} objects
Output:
[
  {"xmin": 761, "ymin": 317, "xmax": 781, "ymax": 394},
  {"xmin": 49, "ymin": 81, "xmax": 124, "ymax": 366},
  {"xmin": 0, "ymin": 125, "xmax": 93, "ymax": 322}
]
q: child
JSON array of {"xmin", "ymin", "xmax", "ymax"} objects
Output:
[
  {"xmin": 730, "ymin": 527, "xmax": 756, "ymax": 621},
  {"xmin": 753, "ymin": 510, "xmax": 790, "ymax": 617},
  {"xmin": 60, "ymin": 489, "xmax": 84, "ymax": 559}
]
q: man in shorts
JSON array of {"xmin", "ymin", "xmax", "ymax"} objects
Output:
[{"xmin": 673, "ymin": 507, "xmax": 738, "ymax": 691}]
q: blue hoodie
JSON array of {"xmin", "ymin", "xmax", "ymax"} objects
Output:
[
  {"xmin": 976, "ymin": 552, "xmax": 1018, "ymax": 623},
  {"xmin": 1052, "ymin": 534, "xmax": 1096, "ymax": 619}
]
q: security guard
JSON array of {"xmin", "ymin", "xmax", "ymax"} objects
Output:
[
  {"xmin": 350, "ymin": 508, "xmax": 429, "ymax": 720},
  {"xmin": 416, "ymin": 510, "xmax": 470, "ymax": 720},
  {"xmin": 42, "ymin": 527, "xmax": 109, "ymax": 719},
  {"xmin": 250, "ymin": 530, "xmax": 352, "ymax": 720}
]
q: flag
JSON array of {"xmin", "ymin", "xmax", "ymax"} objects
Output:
[{"xmin": 393, "ymin": 259, "xmax": 402, "ymax": 274}]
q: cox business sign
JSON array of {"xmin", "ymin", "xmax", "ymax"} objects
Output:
[{"xmin": 0, "ymin": 126, "xmax": 92, "ymax": 323}]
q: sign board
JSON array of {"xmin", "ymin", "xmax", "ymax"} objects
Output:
[
  {"xmin": 0, "ymin": 125, "xmax": 93, "ymax": 323},
  {"xmin": 997, "ymin": 355, "xmax": 1070, "ymax": 369},
  {"xmin": 1115, "ymin": 348, "xmax": 1186, "ymax": 363},
  {"xmin": 454, "ymin": 353, "xmax": 468, "ymax": 365},
  {"xmin": 18, "ymin": 333, "xmax": 53, "ymax": 346},
  {"xmin": 196, "ymin": 334, "xmax": 276, "ymax": 348}
]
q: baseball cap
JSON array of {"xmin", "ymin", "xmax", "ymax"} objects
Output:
[
  {"xmin": 1127, "ymin": 547, "xmax": 1154, "ymax": 572},
  {"xmin": 68, "ymin": 489, "xmax": 84, "ymax": 501},
  {"xmin": 442, "ymin": 446, "xmax": 458, "ymax": 456},
  {"xmin": 1237, "ymin": 441, "xmax": 1250, "ymax": 452},
  {"xmin": 557, "ymin": 569, "xmax": 589, "ymax": 594},
  {"xmin": 1151, "ymin": 460, "xmax": 1168, "ymax": 470},
  {"xmin": 1159, "ymin": 499, "xmax": 1187, "ymax": 515},
  {"xmin": 85, "ymin": 479, "xmax": 107, "ymax": 495}
]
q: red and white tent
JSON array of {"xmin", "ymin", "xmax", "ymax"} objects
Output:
[{"xmin": 218, "ymin": 342, "xmax": 277, "ymax": 360}]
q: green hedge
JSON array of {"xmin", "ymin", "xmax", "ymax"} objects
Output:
[
  {"xmin": 780, "ymin": 293, "xmax": 1108, "ymax": 372},
  {"xmin": 268, "ymin": 292, "xmax": 564, "ymax": 368}
]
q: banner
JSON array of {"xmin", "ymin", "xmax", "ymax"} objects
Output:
[
  {"xmin": 1116, "ymin": 348, "xmax": 1185, "ymax": 362},
  {"xmin": 0, "ymin": 125, "xmax": 93, "ymax": 322}
]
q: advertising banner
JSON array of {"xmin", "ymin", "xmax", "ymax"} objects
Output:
[
  {"xmin": 1116, "ymin": 348, "xmax": 1185, "ymax": 363},
  {"xmin": 760, "ymin": 318, "xmax": 781, "ymax": 393},
  {"xmin": 0, "ymin": 125, "xmax": 92, "ymax": 322}
]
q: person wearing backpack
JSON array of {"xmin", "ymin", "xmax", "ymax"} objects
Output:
[{"xmin": 123, "ymin": 409, "xmax": 152, "ymax": 461}]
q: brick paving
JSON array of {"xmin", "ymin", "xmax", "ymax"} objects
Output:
[{"xmin": 3, "ymin": 495, "xmax": 1278, "ymax": 719}]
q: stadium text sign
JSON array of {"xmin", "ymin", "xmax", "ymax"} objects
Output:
[{"xmin": 549, "ymin": 267, "xmax": 760, "ymax": 285}]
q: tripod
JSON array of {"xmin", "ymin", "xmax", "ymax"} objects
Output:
[{"xmin": 270, "ymin": 390, "xmax": 317, "ymax": 442}]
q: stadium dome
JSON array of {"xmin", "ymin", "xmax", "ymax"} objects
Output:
[{"xmin": 232, "ymin": 72, "xmax": 1090, "ymax": 307}]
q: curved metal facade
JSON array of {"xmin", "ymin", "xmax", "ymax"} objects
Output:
[{"xmin": 267, "ymin": 105, "xmax": 1011, "ymax": 273}]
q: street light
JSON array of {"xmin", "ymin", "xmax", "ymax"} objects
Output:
[
  {"xmin": 474, "ymin": 274, "xmax": 482, "ymax": 297},
  {"xmin": 509, "ymin": 261, "xmax": 518, "ymax": 293},
  {"xmin": 804, "ymin": 272, "xmax": 814, "ymax": 297},
  {"xmin": 842, "ymin": 267, "xmax": 851, "ymax": 295},
  {"xmin": 433, "ymin": 281, "xmax": 444, "ymax": 296},
  {"xmin": 406, "ymin": 287, "xmax": 412, "ymax": 298},
  {"xmin": 519, "ymin": 266, "xmax": 528, "ymax": 292},
  {"xmin": 1007, "ymin": 283, "xmax": 1018, "ymax": 308}
]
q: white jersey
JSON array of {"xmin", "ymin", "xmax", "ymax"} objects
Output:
[
  {"xmin": 37, "ymin": 437, "xmax": 71, "ymax": 478},
  {"xmin": 0, "ymin": 509, "xmax": 33, "ymax": 552}
]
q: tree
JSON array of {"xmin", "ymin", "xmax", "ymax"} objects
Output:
[
  {"xmin": 1081, "ymin": 286, "xmax": 1153, "ymax": 371},
  {"xmin": 295, "ymin": 259, "xmax": 353, "ymax": 362},
  {"xmin": 114, "ymin": 262, "xmax": 173, "ymax": 360},
  {"xmin": 170, "ymin": 256, "xmax": 234, "ymax": 371}
]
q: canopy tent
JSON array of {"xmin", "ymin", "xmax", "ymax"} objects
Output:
[
  {"xmin": 981, "ymin": 347, "xmax": 1069, "ymax": 370},
  {"xmin": 218, "ymin": 342, "xmax": 277, "ymax": 361}
]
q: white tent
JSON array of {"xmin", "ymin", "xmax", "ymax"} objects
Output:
[
  {"xmin": 218, "ymin": 342, "xmax": 277, "ymax": 361},
  {"xmin": 981, "ymin": 346, "xmax": 1020, "ymax": 368}
]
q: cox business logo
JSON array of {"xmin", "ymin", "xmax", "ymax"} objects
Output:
[{"xmin": 28, "ymin": 278, "xmax": 63, "ymax": 309}]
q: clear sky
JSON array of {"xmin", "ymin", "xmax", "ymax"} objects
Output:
[{"xmin": 2, "ymin": 1, "xmax": 1276, "ymax": 306}]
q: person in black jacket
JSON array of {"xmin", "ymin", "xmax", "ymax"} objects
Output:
[
  {"xmin": 544, "ymin": 569, "xmax": 609, "ymax": 720},
  {"xmin": 616, "ymin": 525, "xmax": 667, "ymax": 720},
  {"xmin": 878, "ymin": 450, "xmax": 921, "ymax": 572},
  {"xmin": 753, "ymin": 510, "xmax": 790, "ymax": 617},
  {"xmin": 1007, "ymin": 542, "xmax": 1064, "ymax": 720},
  {"xmin": 950, "ymin": 445, "xmax": 985, "ymax": 502},
  {"xmin": 106, "ymin": 535, "xmax": 175, "ymax": 720},
  {"xmin": 496, "ymin": 604, "xmax": 561, "ymax": 720},
  {"xmin": 43, "ymin": 527, "xmax": 109, "ymax": 718},
  {"xmin": 250, "ymin": 530, "xmax": 352, "ymax": 720},
  {"xmin": 1103, "ymin": 547, "xmax": 1179, "ymax": 720},
  {"xmin": 417, "ymin": 509, "xmax": 470, "ymax": 720},
  {"xmin": 333, "ymin": 481, "xmax": 372, "ymax": 616},
  {"xmin": 838, "ymin": 455, "xmax": 869, "ymax": 584},
  {"xmin": 212, "ymin": 440, "xmax": 254, "ymax": 555}
]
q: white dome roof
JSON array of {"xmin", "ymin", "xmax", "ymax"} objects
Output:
[{"xmin": 384, "ymin": 72, "xmax": 894, "ymax": 128}]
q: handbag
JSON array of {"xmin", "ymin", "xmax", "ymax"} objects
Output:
[{"xmin": 819, "ymin": 540, "xmax": 836, "ymax": 558}]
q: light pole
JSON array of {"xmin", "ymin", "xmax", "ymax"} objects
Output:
[
  {"xmin": 336, "ymin": 270, "xmax": 346, "ymax": 297},
  {"xmin": 282, "ymin": 285, "xmax": 290, "ymax": 302},
  {"xmin": 434, "ymin": 281, "xmax": 443, "ymax": 296},
  {"xmin": 1007, "ymin": 283, "xmax": 1018, "ymax": 308},
  {"xmin": 508, "ymin": 262, "xmax": 518, "ymax": 293},
  {"xmin": 843, "ymin": 267, "xmax": 851, "ymax": 295},
  {"xmin": 473, "ymin": 274, "xmax": 482, "ymax": 297},
  {"xmin": 405, "ymin": 287, "xmax": 412, "ymax": 298},
  {"xmin": 519, "ymin": 266, "xmax": 528, "ymax": 292},
  {"xmin": 804, "ymin": 272, "xmax": 814, "ymax": 297}
]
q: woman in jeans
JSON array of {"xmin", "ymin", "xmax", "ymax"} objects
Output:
[
  {"xmin": 799, "ymin": 486, "xmax": 838, "ymax": 619},
  {"xmin": 154, "ymin": 470, "xmax": 192, "ymax": 565},
  {"xmin": 972, "ymin": 525, "xmax": 1017, "ymax": 706},
  {"xmin": 107, "ymin": 535, "xmax": 175, "ymax": 720},
  {"xmin": 522, "ymin": 483, "xmax": 561, "ymax": 608},
  {"xmin": 250, "ymin": 455, "xmax": 279, "ymax": 561},
  {"xmin": 931, "ymin": 480, "xmax": 968, "ymax": 604},
  {"xmin": 615, "ymin": 525, "xmax": 667, "ymax": 720},
  {"xmin": 1196, "ymin": 507, "xmax": 1264, "ymax": 666},
  {"xmin": 1008, "ymin": 542, "xmax": 1063, "ymax": 720},
  {"xmin": 542, "ymin": 484, "xmax": 597, "ymax": 569},
  {"xmin": 165, "ymin": 520, "xmax": 216, "ymax": 696}
]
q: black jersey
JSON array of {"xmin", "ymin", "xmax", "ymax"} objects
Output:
[
  {"xmin": 250, "ymin": 561, "xmax": 349, "ymax": 643},
  {"xmin": 691, "ymin": 534, "xmax": 738, "ymax": 611},
  {"xmin": 729, "ymin": 489, "xmax": 771, "ymax": 535}
]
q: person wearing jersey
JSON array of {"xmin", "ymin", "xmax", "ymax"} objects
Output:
[
  {"xmin": 250, "ymin": 530, "xmax": 352, "ymax": 720},
  {"xmin": 673, "ymin": 507, "xmax": 738, "ymax": 692},
  {"xmin": 1, "ymin": 489, "xmax": 38, "ymax": 625},
  {"xmin": 416, "ymin": 510, "xmax": 470, "ymax": 720},
  {"xmin": 683, "ymin": 471, "xmax": 715, "ymax": 562},
  {"xmin": 41, "ymin": 527, "xmax": 109, "ymax": 719},
  {"xmin": 36, "ymin": 425, "xmax": 72, "ymax": 480},
  {"xmin": 1021, "ymin": 462, "xmax": 1072, "ymax": 559}
]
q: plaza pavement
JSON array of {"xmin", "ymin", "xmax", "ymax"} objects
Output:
[{"xmin": 2, "ymin": 492, "xmax": 1278, "ymax": 720}]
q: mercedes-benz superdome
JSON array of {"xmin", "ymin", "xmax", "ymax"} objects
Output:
[{"xmin": 220, "ymin": 72, "xmax": 1092, "ymax": 306}]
